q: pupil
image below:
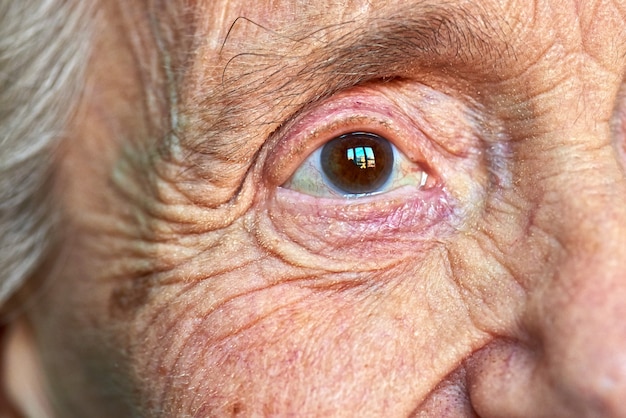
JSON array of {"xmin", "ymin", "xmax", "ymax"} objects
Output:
[{"xmin": 320, "ymin": 132, "xmax": 394, "ymax": 194}]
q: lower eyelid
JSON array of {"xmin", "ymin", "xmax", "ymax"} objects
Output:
[{"xmin": 261, "ymin": 183, "xmax": 457, "ymax": 269}]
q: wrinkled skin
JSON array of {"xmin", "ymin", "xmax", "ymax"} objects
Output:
[{"xmin": 5, "ymin": 0, "xmax": 626, "ymax": 416}]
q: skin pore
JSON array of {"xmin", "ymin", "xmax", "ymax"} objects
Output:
[{"xmin": 4, "ymin": 0, "xmax": 626, "ymax": 416}]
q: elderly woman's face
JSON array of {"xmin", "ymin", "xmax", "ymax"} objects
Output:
[{"xmin": 15, "ymin": 0, "xmax": 626, "ymax": 416}]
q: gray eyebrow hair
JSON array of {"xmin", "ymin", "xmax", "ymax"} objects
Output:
[{"xmin": 165, "ymin": 2, "xmax": 503, "ymax": 198}]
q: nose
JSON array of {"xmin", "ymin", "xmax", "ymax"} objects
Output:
[
  {"xmin": 530, "ymin": 214, "xmax": 626, "ymax": 417},
  {"xmin": 468, "ymin": 146, "xmax": 626, "ymax": 417}
]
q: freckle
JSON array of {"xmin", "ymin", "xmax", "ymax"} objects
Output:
[
  {"xmin": 231, "ymin": 402, "xmax": 244, "ymax": 416},
  {"xmin": 109, "ymin": 274, "xmax": 152, "ymax": 318},
  {"xmin": 157, "ymin": 365, "xmax": 168, "ymax": 377}
]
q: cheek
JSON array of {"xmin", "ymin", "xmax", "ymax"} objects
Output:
[
  {"xmin": 26, "ymin": 244, "xmax": 144, "ymax": 417},
  {"xmin": 123, "ymin": 219, "xmax": 489, "ymax": 416}
]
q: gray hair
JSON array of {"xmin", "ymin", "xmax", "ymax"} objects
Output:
[{"xmin": 0, "ymin": 0, "xmax": 93, "ymax": 308}]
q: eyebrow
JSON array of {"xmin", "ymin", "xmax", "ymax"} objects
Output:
[{"xmin": 170, "ymin": 2, "xmax": 505, "ymax": 188}]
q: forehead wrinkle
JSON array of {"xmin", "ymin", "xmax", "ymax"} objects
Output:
[{"xmin": 176, "ymin": 2, "xmax": 507, "ymax": 184}]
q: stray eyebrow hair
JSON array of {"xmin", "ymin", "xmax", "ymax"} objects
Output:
[{"xmin": 159, "ymin": 2, "xmax": 505, "ymax": 197}]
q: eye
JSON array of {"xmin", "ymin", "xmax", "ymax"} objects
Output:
[
  {"xmin": 321, "ymin": 132, "xmax": 394, "ymax": 194},
  {"xmin": 282, "ymin": 131, "xmax": 428, "ymax": 198}
]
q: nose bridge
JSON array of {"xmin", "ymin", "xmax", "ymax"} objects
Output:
[{"xmin": 526, "ymin": 141, "xmax": 626, "ymax": 414}]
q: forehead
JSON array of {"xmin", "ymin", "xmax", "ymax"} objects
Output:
[
  {"xmin": 169, "ymin": 0, "xmax": 626, "ymax": 96},
  {"xmin": 185, "ymin": 0, "xmax": 625, "ymax": 43}
]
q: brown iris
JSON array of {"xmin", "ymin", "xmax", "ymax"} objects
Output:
[{"xmin": 320, "ymin": 132, "xmax": 394, "ymax": 194}]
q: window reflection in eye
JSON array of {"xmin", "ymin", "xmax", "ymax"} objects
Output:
[
  {"xmin": 282, "ymin": 131, "xmax": 429, "ymax": 198},
  {"xmin": 321, "ymin": 132, "xmax": 394, "ymax": 194}
]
